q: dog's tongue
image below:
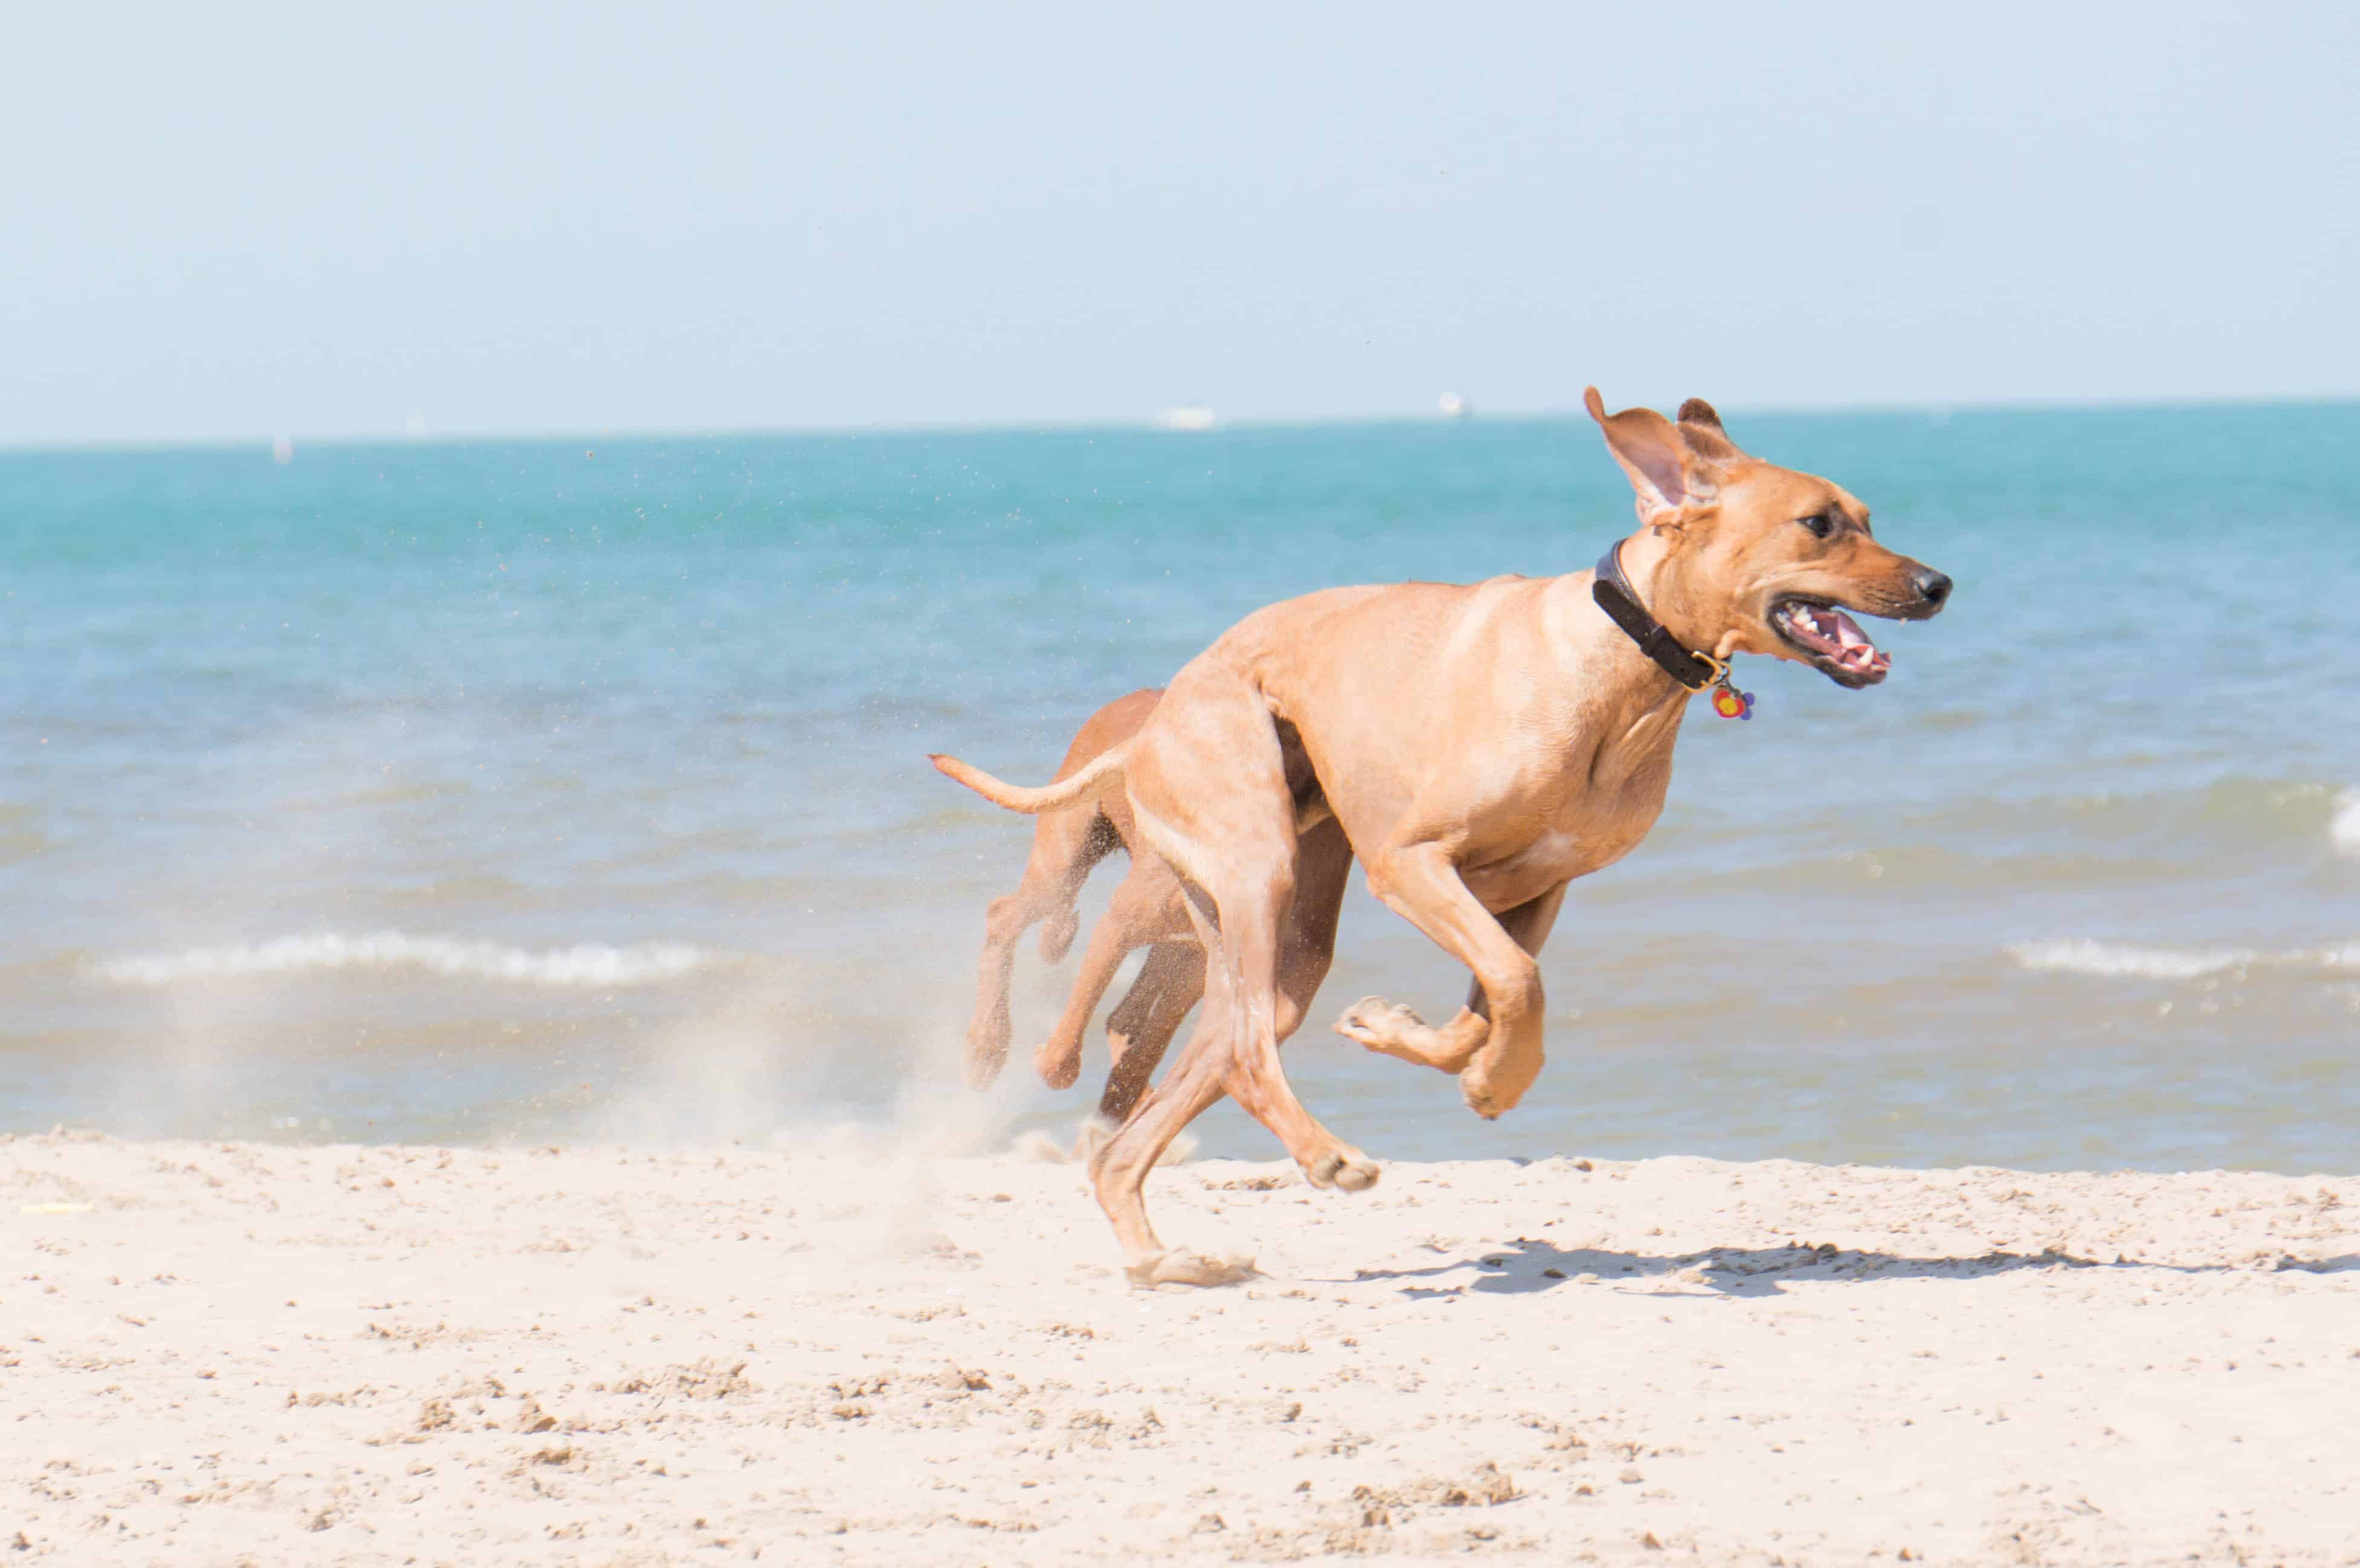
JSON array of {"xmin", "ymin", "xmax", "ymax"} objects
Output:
[
  {"xmin": 1829, "ymin": 611, "xmax": 1891, "ymax": 674},
  {"xmin": 1796, "ymin": 604, "xmax": 1892, "ymax": 674}
]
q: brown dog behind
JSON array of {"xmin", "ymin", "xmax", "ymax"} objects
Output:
[{"xmin": 962, "ymin": 689, "xmax": 1201, "ymax": 1132}]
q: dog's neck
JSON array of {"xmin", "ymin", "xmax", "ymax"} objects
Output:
[
  {"xmin": 1610, "ymin": 524, "xmax": 1729, "ymax": 662},
  {"xmin": 1541, "ymin": 524, "xmax": 1730, "ymax": 778}
]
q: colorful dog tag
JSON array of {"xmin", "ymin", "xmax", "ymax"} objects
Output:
[{"xmin": 1710, "ymin": 686, "xmax": 1755, "ymax": 721}]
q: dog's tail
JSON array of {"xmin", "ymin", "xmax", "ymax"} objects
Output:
[{"xmin": 929, "ymin": 742, "xmax": 1130, "ymax": 816}]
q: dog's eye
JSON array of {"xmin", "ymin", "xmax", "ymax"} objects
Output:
[{"xmin": 1797, "ymin": 513, "xmax": 1834, "ymax": 540}]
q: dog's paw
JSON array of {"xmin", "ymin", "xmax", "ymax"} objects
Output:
[
  {"xmin": 1334, "ymin": 996, "xmax": 1426, "ymax": 1051},
  {"xmin": 1304, "ymin": 1146, "xmax": 1381, "ymax": 1193},
  {"xmin": 965, "ymin": 1005, "xmax": 1013, "ymax": 1089},
  {"xmin": 1458, "ymin": 1059, "xmax": 1536, "ymax": 1120},
  {"xmin": 1032, "ymin": 1039, "xmax": 1083, "ymax": 1091},
  {"xmin": 1125, "ymin": 1249, "xmax": 1259, "ymax": 1289}
]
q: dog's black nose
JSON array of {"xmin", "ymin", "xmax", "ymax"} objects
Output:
[{"xmin": 1913, "ymin": 568, "xmax": 1952, "ymax": 609}]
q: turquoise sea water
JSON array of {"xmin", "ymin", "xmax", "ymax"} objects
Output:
[{"xmin": 4, "ymin": 405, "xmax": 2357, "ymax": 1171}]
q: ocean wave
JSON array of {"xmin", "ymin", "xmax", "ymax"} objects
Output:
[
  {"xmin": 2333, "ymin": 790, "xmax": 2360, "ymax": 859},
  {"xmin": 2006, "ymin": 938, "xmax": 2360, "ymax": 981},
  {"xmin": 89, "ymin": 931, "xmax": 719, "ymax": 988}
]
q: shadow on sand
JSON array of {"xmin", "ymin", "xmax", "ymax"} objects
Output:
[{"xmin": 1335, "ymin": 1237, "xmax": 2360, "ymax": 1300}]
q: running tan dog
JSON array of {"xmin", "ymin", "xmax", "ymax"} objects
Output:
[
  {"xmin": 962, "ymin": 688, "xmax": 1201, "ymax": 1134},
  {"xmin": 936, "ymin": 390, "xmax": 1951, "ymax": 1285}
]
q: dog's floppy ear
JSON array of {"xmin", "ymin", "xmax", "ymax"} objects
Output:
[{"xmin": 1583, "ymin": 387, "xmax": 1727, "ymax": 520}]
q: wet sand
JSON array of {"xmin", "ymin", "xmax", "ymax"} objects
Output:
[{"xmin": 7, "ymin": 1131, "xmax": 2358, "ymax": 1565}]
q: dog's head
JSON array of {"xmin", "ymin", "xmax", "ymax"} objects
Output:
[{"xmin": 1584, "ymin": 388, "xmax": 1950, "ymax": 689}]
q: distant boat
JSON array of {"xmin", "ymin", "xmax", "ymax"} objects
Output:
[
  {"xmin": 271, "ymin": 435, "xmax": 294, "ymax": 465},
  {"xmin": 1154, "ymin": 405, "xmax": 1218, "ymax": 431},
  {"xmin": 1437, "ymin": 392, "xmax": 1471, "ymax": 419}
]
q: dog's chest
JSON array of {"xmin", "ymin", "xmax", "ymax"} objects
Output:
[
  {"xmin": 1463, "ymin": 777, "xmax": 1670, "ymax": 908},
  {"xmin": 1427, "ymin": 680, "xmax": 1686, "ymax": 908}
]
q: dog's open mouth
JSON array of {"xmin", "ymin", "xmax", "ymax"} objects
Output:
[{"xmin": 1771, "ymin": 598, "xmax": 1893, "ymax": 688}]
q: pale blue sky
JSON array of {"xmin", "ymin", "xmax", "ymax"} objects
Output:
[{"xmin": 6, "ymin": 1, "xmax": 2355, "ymax": 445}]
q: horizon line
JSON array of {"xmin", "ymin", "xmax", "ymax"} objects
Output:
[{"xmin": 4, "ymin": 389, "xmax": 2355, "ymax": 458}]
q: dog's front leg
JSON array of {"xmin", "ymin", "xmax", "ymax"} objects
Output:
[
  {"xmin": 1466, "ymin": 884, "xmax": 1568, "ymax": 1017},
  {"xmin": 1333, "ymin": 840, "xmax": 1547, "ymax": 1117}
]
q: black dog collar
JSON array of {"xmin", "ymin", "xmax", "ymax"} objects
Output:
[{"xmin": 1591, "ymin": 541, "xmax": 1728, "ymax": 693}]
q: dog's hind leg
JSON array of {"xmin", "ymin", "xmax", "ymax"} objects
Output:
[
  {"xmin": 1092, "ymin": 873, "xmax": 1356, "ymax": 1285},
  {"xmin": 1094, "ymin": 819, "xmax": 1337, "ymax": 1138},
  {"xmin": 1095, "ymin": 940, "xmax": 1204, "ymax": 1125},
  {"xmin": 1091, "ymin": 685, "xmax": 1373, "ymax": 1281},
  {"xmin": 1138, "ymin": 711, "xmax": 1369, "ymax": 1183},
  {"xmin": 1088, "ymin": 990, "xmax": 1244, "ymax": 1286},
  {"xmin": 965, "ymin": 892, "xmax": 1032, "ymax": 1091},
  {"xmin": 964, "ymin": 802, "xmax": 1107, "ymax": 1090},
  {"xmin": 1037, "ymin": 810, "xmax": 1117, "ymax": 961},
  {"xmin": 1035, "ymin": 853, "xmax": 1188, "ymax": 1091},
  {"xmin": 1231, "ymin": 814, "xmax": 1372, "ymax": 1191},
  {"xmin": 1073, "ymin": 939, "xmax": 1206, "ymax": 1166},
  {"xmin": 1270, "ymin": 816, "xmax": 1350, "ymax": 1044},
  {"xmin": 1088, "ymin": 818, "xmax": 1359, "ymax": 1189}
]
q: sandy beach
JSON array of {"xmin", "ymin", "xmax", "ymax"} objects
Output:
[{"xmin": 7, "ymin": 1130, "xmax": 2358, "ymax": 1566}]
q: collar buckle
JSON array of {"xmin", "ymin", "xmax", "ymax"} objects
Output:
[{"xmin": 1679, "ymin": 650, "xmax": 1729, "ymax": 693}]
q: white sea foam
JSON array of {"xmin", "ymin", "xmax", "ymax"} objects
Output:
[
  {"xmin": 2332, "ymin": 790, "xmax": 2360, "ymax": 859},
  {"xmin": 2006, "ymin": 939, "xmax": 2256, "ymax": 980},
  {"xmin": 2006, "ymin": 937, "xmax": 2360, "ymax": 981},
  {"xmin": 90, "ymin": 931, "xmax": 717, "ymax": 988}
]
